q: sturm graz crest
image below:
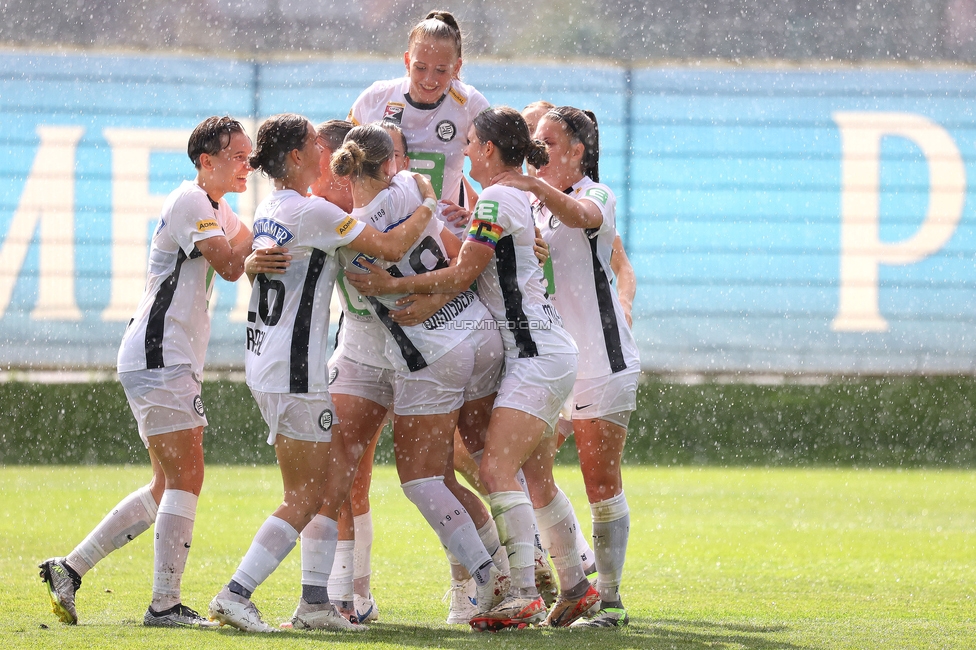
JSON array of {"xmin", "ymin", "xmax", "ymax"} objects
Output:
[
  {"xmin": 549, "ymin": 214, "xmax": 561, "ymax": 230},
  {"xmin": 318, "ymin": 409, "xmax": 334, "ymax": 431},
  {"xmin": 329, "ymin": 366, "xmax": 339, "ymax": 385},
  {"xmin": 436, "ymin": 120, "xmax": 456, "ymax": 142},
  {"xmin": 193, "ymin": 395, "xmax": 205, "ymax": 416}
]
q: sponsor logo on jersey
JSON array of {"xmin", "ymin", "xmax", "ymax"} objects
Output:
[
  {"xmin": 436, "ymin": 120, "xmax": 457, "ymax": 142},
  {"xmin": 329, "ymin": 366, "xmax": 338, "ymax": 385},
  {"xmin": 336, "ymin": 216, "xmax": 358, "ymax": 237},
  {"xmin": 448, "ymin": 87, "xmax": 467, "ymax": 105},
  {"xmin": 196, "ymin": 218, "xmax": 219, "ymax": 232},
  {"xmin": 253, "ymin": 218, "xmax": 295, "ymax": 246},
  {"xmin": 423, "ymin": 290, "xmax": 476, "ymax": 330},
  {"xmin": 473, "ymin": 200, "xmax": 499, "ymax": 223},
  {"xmin": 584, "ymin": 187, "xmax": 610, "ymax": 205},
  {"xmin": 318, "ymin": 409, "xmax": 334, "ymax": 431},
  {"xmin": 193, "ymin": 395, "xmax": 205, "ymax": 416},
  {"xmin": 383, "ymin": 102, "xmax": 405, "ymax": 125}
]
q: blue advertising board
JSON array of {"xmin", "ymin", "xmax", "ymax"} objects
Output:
[{"xmin": 1, "ymin": 52, "xmax": 973, "ymax": 373}]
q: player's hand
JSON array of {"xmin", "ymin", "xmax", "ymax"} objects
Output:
[
  {"xmin": 412, "ymin": 173, "xmax": 436, "ymax": 202},
  {"xmin": 440, "ymin": 199, "xmax": 471, "ymax": 228},
  {"xmin": 391, "ymin": 293, "xmax": 453, "ymax": 326},
  {"xmin": 344, "ymin": 260, "xmax": 398, "ymax": 296},
  {"xmin": 245, "ymin": 246, "xmax": 291, "ymax": 275},
  {"xmin": 491, "ymin": 170, "xmax": 537, "ymax": 192},
  {"xmin": 533, "ymin": 227, "xmax": 549, "ymax": 265}
]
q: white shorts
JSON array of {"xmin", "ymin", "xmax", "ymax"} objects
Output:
[
  {"xmin": 563, "ymin": 367, "xmax": 640, "ymax": 424},
  {"xmin": 250, "ymin": 389, "xmax": 336, "ymax": 445},
  {"xmin": 463, "ymin": 325, "xmax": 504, "ymax": 402},
  {"xmin": 494, "ymin": 353, "xmax": 577, "ymax": 436},
  {"xmin": 118, "ymin": 364, "xmax": 207, "ymax": 447},
  {"xmin": 394, "ymin": 335, "xmax": 478, "ymax": 416},
  {"xmin": 328, "ymin": 353, "xmax": 395, "ymax": 410}
]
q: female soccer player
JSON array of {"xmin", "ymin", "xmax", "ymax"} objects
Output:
[
  {"xmin": 332, "ymin": 123, "xmax": 509, "ymax": 620},
  {"xmin": 348, "ymin": 107, "xmax": 598, "ymax": 631},
  {"xmin": 206, "ymin": 113, "xmax": 437, "ymax": 633},
  {"xmin": 348, "ymin": 10, "xmax": 487, "ymax": 237},
  {"xmin": 495, "ymin": 106, "xmax": 641, "ymax": 628},
  {"xmin": 39, "ymin": 116, "xmax": 256, "ymax": 628}
]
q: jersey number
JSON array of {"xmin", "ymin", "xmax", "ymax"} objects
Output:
[
  {"xmin": 256, "ymin": 274, "xmax": 285, "ymax": 326},
  {"xmin": 409, "ymin": 152, "xmax": 447, "ymax": 198},
  {"xmin": 409, "ymin": 236, "xmax": 449, "ymax": 275}
]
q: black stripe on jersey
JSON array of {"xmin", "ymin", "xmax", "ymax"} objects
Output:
[
  {"xmin": 367, "ymin": 297, "xmax": 428, "ymax": 372},
  {"xmin": 586, "ymin": 229, "xmax": 627, "ymax": 373},
  {"xmin": 495, "ymin": 235, "xmax": 539, "ymax": 359},
  {"xmin": 289, "ymin": 249, "xmax": 326, "ymax": 393},
  {"xmin": 144, "ymin": 248, "xmax": 188, "ymax": 369}
]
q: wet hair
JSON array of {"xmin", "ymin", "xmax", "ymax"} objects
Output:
[
  {"xmin": 249, "ymin": 113, "xmax": 311, "ymax": 180},
  {"xmin": 408, "ymin": 10, "xmax": 463, "ymax": 60},
  {"xmin": 546, "ymin": 106, "xmax": 600, "ymax": 182},
  {"xmin": 316, "ymin": 119, "xmax": 353, "ymax": 152},
  {"xmin": 379, "ymin": 122, "xmax": 409, "ymax": 157},
  {"xmin": 187, "ymin": 116, "xmax": 246, "ymax": 169},
  {"xmin": 473, "ymin": 106, "xmax": 549, "ymax": 170},
  {"xmin": 331, "ymin": 123, "xmax": 395, "ymax": 181}
]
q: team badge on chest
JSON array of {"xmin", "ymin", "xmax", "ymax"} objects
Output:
[{"xmin": 436, "ymin": 120, "xmax": 457, "ymax": 142}]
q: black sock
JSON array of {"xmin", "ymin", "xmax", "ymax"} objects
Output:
[
  {"xmin": 302, "ymin": 584, "xmax": 329, "ymax": 605},
  {"xmin": 228, "ymin": 579, "xmax": 253, "ymax": 600}
]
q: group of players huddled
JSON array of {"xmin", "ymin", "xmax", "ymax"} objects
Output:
[{"xmin": 39, "ymin": 9, "xmax": 640, "ymax": 634}]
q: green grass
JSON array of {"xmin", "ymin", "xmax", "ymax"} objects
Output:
[
  {"xmin": 4, "ymin": 376, "xmax": 976, "ymax": 466},
  {"xmin": 2, "ymin": 465, "xmax": 974, "ymax": 649}
]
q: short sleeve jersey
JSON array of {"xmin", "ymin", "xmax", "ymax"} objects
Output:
[
  {"xmin": 534, "ymin": 177, "xmax": 640, "ymax": 379},
  {"xmin": 349, "ymin": 77, "xmax": 489, "ymax": 236},
  {"xmin": 332, "ymin": 271, "xmax": 393, "ymax": 371},
  {"xmin": 466, "ymin": 184, "xmax": 577, "ymax": 360},
  {"xmin": 117, "ymin": 180, "xmax": 242, "ymax": 375},
  {"xmin": 340, "ymin": 172, "xmax": 489, "ymax": 373},
  {"xmin": 245, "ymin": 190, "xmax": 366, "ymax": 394}
]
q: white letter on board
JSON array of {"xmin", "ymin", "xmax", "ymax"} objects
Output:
[
  {"xmin": 831, "ymin": 112, "xmax": 964, "ymax": 332},
  {"xmin": 0, "ymin": 126, "xmax": 85, "ymax": 320},
  {"xmin": 101, "ymin": 128, "xmax": 190, "ymax": 321}
]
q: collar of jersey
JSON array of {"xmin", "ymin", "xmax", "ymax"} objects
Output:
[{"xmin": 404, "ymin": 91, "xmax": 448, "ymax": 110}]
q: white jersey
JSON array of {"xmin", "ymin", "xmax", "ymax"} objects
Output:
[
  {"xmin": 340, "ymin": 172, "xmax": 490, "ymax": 373},
  {"xmin": 535, "ymin": 177, "xmax": 640, "ymax": 379},
  {"xmin": 349, "ymin": 77, "xmax": 489, "ymax": 236},
  {"xmin": 118, "ymin": 181, "xmax": 242, "ymax": 375},
  {"xmin": 332, "ymin": 273, "xmax": 393, "ymax": 370},
  {"xmin": 467, "ymin": 184, "xmax": 577, "ymax": 359},
  {"xmin": 245, "ymin": 189, "xmax": 366, "ymax": 394}
]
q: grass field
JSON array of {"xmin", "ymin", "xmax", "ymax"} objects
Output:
[{"xmin": 2, "ymin": 465, "xmax": 973, "ymax": 649}]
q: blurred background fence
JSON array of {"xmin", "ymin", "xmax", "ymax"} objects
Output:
[{"xmin": 4, "ymin": 50, "xmax": 976, "ymax": 374}]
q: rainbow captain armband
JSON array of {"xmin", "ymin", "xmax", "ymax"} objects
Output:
[{"xmin": 467, "ymin": 219, "xmax": 503, "ymax": 249}]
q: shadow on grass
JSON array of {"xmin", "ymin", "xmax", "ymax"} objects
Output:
[{"xmin": 242, "ymin": 618, "xmax": 812, "ymax": 650}]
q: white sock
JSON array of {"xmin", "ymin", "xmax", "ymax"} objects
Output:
[
  {"xmin": 401, "ymin": 476, "xmax": 493, "ymax": 579},
  {"xmin": 67, "ymin": 485, "xmax": 157, "ymax": 576},
  {"xmin": 328, "ymin": 540, "xmax": 355, "ymax": 602},
  {"xmin": 300, "ymin": 514, "xmax": 338, "ymax": 595},
  {"xmin": 577, "ymin": 522, "xmax": 596, "ymax": 573},
  {"xmin": 152, "ymin": 490, "xmax": 196, "ymax": 610},
  {"xmin": 477, "ymin": 518, "xmax": 510, "ymax": 575},
  {"xmin": 232, "ymin": 515, "xmax": 298, "ymax": 595},
  {"xmin": 352, "ymin": 512, "xmax": 372, "ymax": 596},
  {"xmin": 591, "ymin": 492, "xmax": 630, "ymax": 603},
  {"xmin": 489, "ymin": 491, "xmax": 536, "ymax": 594},
  {"xmin": 535, "ymin": 489, "xmax": 585, "ymax": 591}
]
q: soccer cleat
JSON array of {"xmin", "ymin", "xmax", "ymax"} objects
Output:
[
  {"xmin": 144, "ymin": 603, "xmax": 218, "ymax": 628},
  {"xmin": 289, "ymin": 598, "xmax": 366, "ymax": 631},
  {"xmin": 443, "ymin": 578, "xmax": 478, "ymax": 625},
  {"xmin": 534, "ymin": 547, "xmax": 558, "ymax": 607},
  {"xmin": 570, "ymin": 605, "xmax": 629, "ymax": 628},
  {"xmin": 354, "ymin": 592, "xmax": 379, "ymax": 623},
  {"xmin": 542, "ymin": 582, "xmax": 601, "ymax": 627},
  {"xmin": 39, "ymin": 557, "xmax": 81, "ymax": 624},
  {"xmin": 331, "ymin": 599, "xmax": 357, "ymax": 624},
  {"xmin": 469, "ymin": 594, "xmax": 547, "ymax": 632},
  {"xmin": 474, "ymin": 564, "xmax": 509, "ymax": 613},
  {"xmin": 208, "ymin": 587, "xmax": 277, "ymax": 633}
]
